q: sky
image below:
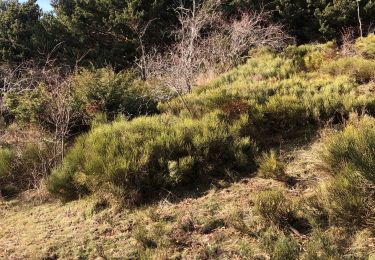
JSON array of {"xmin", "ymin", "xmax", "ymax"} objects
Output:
[
  {"xmin": 20, "ymin": 0, "xmax": 53, "ymax": 12},
  {"xmin": 36, "ymin": 0, "xmax": 53, "ymax": 12}
]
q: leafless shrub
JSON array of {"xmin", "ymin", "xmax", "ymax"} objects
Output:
[
  {"xmin": 0, "ymin": 51, "xmax": 84, "ymax": 163},
  {"xmin": 340, "ymin": 28, "xmax": 357, "ymax": 56},
  {"xmin": 143, "ymin": 1, "xmax": 291, "ymax": 100}
]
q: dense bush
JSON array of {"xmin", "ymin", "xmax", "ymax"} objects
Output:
[
  {"xmin": 72, "ymin": 68, "xmax": 158, "ymax": 120},
  {"xmin": 4, "ymin": 86, "xmax": 48, "ymax": 123},
  {"xmin": 0, "ymin": 141, "xmax": 53, "ymax": 197},
  {"xmin": 318, "ymin": 116, "xmax": 375, "ymax": 228},
  {"xmin": 319, "ymin": 166, "xmax": 374, "ymax": 228},
  {"xmin": 159, "ymin": 48, "xmax": 375, "ymax": 142},
  {"xmin": 48, "ymin": 112, "xmax": 257, "ymax": 203},
  {"xmin": 323, "ymin": 116, "xmax": 375, "ymax": 182},
  {"xmin": 355, "ymin": 33, "xmax": 375, "ymax": 59},
  {"xmin": 0, "ymin": 147, "xmax": 17, "ymax": 195},
  {"xmin": 321, "ymin": 56, "xmax": 375, "ymax": 84},
  {"xmin": 0, "ymin": 123, "xmax": 56, "ymax": 198},
  {"xmin": 283, "ymin": 42, "xmax": 337, "ymax": 71}
]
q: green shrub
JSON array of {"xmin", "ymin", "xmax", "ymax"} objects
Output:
[
  {"xmin": 0, "ymin": 137, "xmax": 54, "ymax": 197},
  {"xmin": 158, "ymin": 50, "xmax": 374, "ymax": 141},
  {"xmin": 72, "ymin": 68, "xmax": 157, "ymax": 120},
  {"xmin": 355, "ymin": 33, "xmax": 375, "ymax": 59},
  {"xmin": 257, "ymin": 150, "xmax": 288, "ymax": 182},
  {"xmin": 48, "ymin": 112, "xmax": 257, "ymax": 203},
  {"xmin": 319, "ymin": 116, "xmax": 375, "ymax": 228},
  {"xmin": 272, "ymin": 234, "xmax": 300, "ymax": 260},
  {"xmin": 321, "ymin": 56, "xmax": 375, "ymax": 83},
  {"xmin": 323, "ymin": 116, "xmax": 375, "ymax": 182},
  {"xmin": 256, "ymin": 95, "xmax": 309, "ymax": 135},
  {"xmin": 302, "ymin": 230, "xmax": 341, "ymax": 260},
  {"xmin": 284, "ymin": 42, "xmax": 337, "ymax": 71},
  {"xmin": 0, "ymin": 148, "xmax": 16, "ymax": 181},
  {"xmin": 4, "ymin": 86, "xmax": 48, "ymax": 123},
  {"xmin": 319, "ymin": 166, "xmax": 374, "ymax": 228},
  {"xmin": 254, "ymin": 189, "xmax": 293, "ymax": 226}
]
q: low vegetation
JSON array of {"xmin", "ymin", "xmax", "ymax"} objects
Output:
[{"xmin": 1, "ymin": 21, "xmax": 375, "ymax": 259}]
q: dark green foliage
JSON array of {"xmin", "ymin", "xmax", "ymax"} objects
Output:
[
  {"xmin": 0, "ymin": 0, "xmax": 42, "ymax": 62},
  {"xmin": 72, "ymin": 68, "xmax": 158, "ymax": 120},
  {"xmin": 315, "ymin": 0, "xmax": 375, "ymax": 39},
  {"xmin": 50, "ymin": 0, "xmax": 176, "ymax": 68},
  {"xmin": 224, "ymin": 0, "xmax": 375, "ymax": 42},
  {"xmin": 48, "ymin": 112, "xmax": 257, "ymax": 203},
  {"xmin": 3, "ymin": 86, "xmax": 48, "ymax": 124}
]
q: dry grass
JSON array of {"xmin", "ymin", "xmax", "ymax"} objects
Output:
[
  {"xmin": 0, "ymin": 178, "xmax": 284, "ymax": 259},
  {"xmin": 1, "ymin": 131, "xmax": 374, "ymax": 259}
]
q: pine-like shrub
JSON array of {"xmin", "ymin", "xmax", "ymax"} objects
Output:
[
  {"xmin": 323, "ymin": 116, "xmax": 375, "ymax": 182},
  {"xmin": 319, "ymin": 166, "xmax": 374, "ymax": 228},
  {"xmin": 48, "ymin": 112, "xmax": 257, "ymax": 204},
  {"xmin": 321, "ymin": 56, "xmax": 375, "ymax": 83},
  {"xmin": 72, "ymin": 68, "xmax": 157, "ymax": 120},
  {"xmin": 355, "ymin": 33, "xmax": 375, "ymax": 59},
  {"xmin": 257, "ymin": 150, "xmax": 288, "ymax": 182},
  {"xmin": 319, "ymin": 116, "xmax": 375, "ymax": 228}
]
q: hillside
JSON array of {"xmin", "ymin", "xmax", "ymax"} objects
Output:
[{"xmin": 1, "ymin": 34, "xmax": 375, "ymax": 259}]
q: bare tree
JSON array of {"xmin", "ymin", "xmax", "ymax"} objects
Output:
[
  {"xmin": 43, "ymin": 82, "xmax": 82, "ymax": 162},
  {"xmin": 356, "ymin": 0, "xmax": 363, "ymax": 38},
  {"xmin": 144, "ymin": 1, "xmax": 290, "ymax": 101}
]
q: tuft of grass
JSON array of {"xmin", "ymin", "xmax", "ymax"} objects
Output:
[
  {"xmin": 302, "ymin": 229, "xmax": 342, "ymax": 260},
  {"xmin": 318, "ymin": 166, "xmax": 374, "ymax": 228},
  {"xmin": 272, "ymin": 234, "xmax": 300, "ymax": 260},
  {"xmin": 254, "ymin": 189, "xmax": 293, "ymax": 226},
  {"xmin": 257, "ymin": 150, "xmax": 288, "ymax": 182}
]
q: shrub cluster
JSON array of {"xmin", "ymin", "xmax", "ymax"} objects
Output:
[
  {"xmin": 355, "ymin": 33, "xmax": 375, "ymax": 59},
  {"xmin": 321, "ymin": 56, "xmax": 375, "ymax": 84},
  {"xmin": 4, "ymin": 68, "xmax": 158, "ymax": 128},
  {"xmin": 319, "ymin": 116, "xmax": 375, "ymax": 228},
  {"xmin": 48, "ymin": 112, "xmax": 257, "ymax": 203},
  {"xmin": 72, "ymin": 68, "xmax": 158, "ymax": 120},
  {"xmin": 0, "ymin": 142, "xmax": 52, "ymax": 197},
  {"xmin": 159, "ymin": 49, "xmax": 375, "ymax": 142}
]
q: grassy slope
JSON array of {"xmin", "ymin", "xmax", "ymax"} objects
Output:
[
  {"xmin": 0, "ymin": 135, "xmax": 326, "ymax": 259},
  {"xmin": 2, "ymin": 38, "xmax": 375, "ymax": 259}
]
